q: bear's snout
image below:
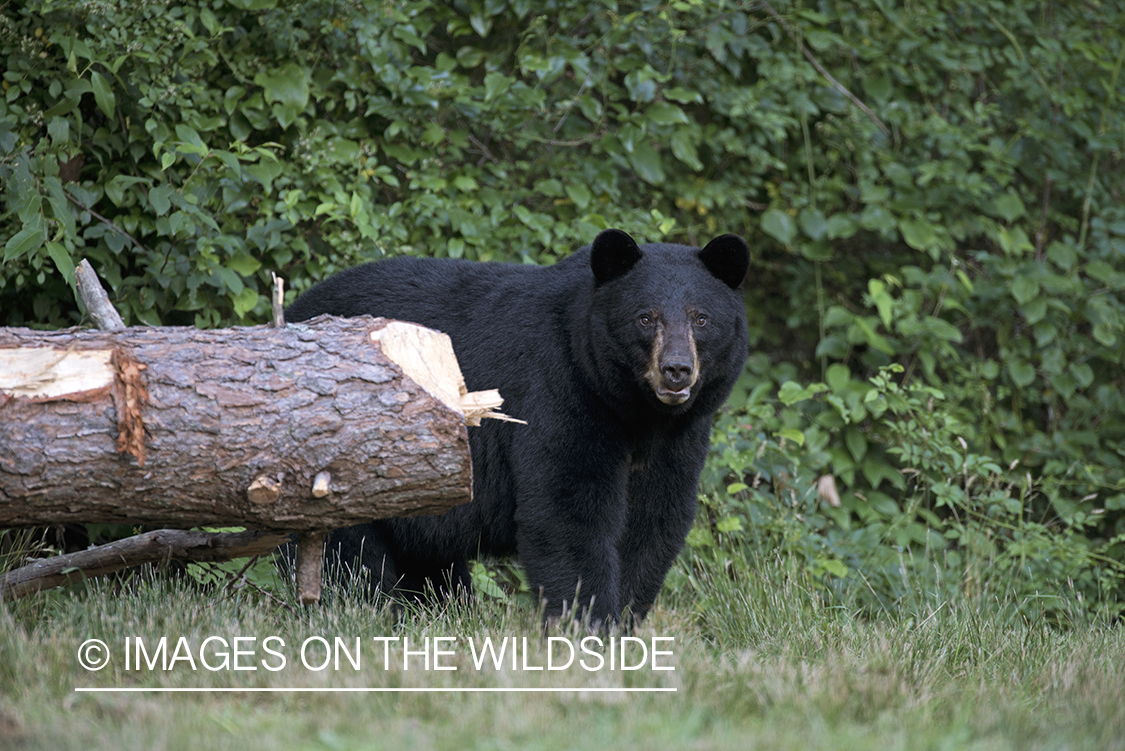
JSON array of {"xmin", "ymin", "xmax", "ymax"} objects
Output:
[
  {"xmin": 646, "ymin": 321, "xmax": 699, "ymax": 405},
  {"xmin": 661, "ymin": 359, "xmax": 694, "ymax": 389}
]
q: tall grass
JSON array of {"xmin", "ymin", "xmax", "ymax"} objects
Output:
[{"xmin": 1, "ymin": 553, "xmax": 1122, "ymax": 751}]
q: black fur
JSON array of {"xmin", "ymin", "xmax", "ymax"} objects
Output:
[{"xmin": 285, "ymin": 229, "xmax": 750, "ymax": 625}]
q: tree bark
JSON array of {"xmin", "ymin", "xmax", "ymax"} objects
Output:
[{"xmin": 0, "ymin": 315, "xmax": 510, "ymax": 531}]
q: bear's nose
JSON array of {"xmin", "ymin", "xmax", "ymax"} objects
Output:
[{"xmin": 661, "ymin": 360, "xmax": 693, "ymax": 389}]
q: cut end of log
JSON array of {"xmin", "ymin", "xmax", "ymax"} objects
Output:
[
  {"xmin": 247, "ymin": 475, "xmax": 282, "ymax": 505},
  {"xmin": 370, "ymin": 322, "xmax": 525, "ymax": 426}
]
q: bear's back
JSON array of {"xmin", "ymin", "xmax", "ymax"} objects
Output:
[{"xmin": 285, "ymin": 253, "xmax": 590, "ymax": 405}]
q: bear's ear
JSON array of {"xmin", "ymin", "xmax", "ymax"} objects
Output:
[
  {"xmin": 698, "ymin": 234, "xmax": 750, "ymax": 290},
  {"xmin": 590, "ymin": 229, "xmax": 644, "ymax": 286}
]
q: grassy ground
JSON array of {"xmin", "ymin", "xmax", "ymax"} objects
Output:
[{"xmin": 1, "ymin": 558, "xmax": 1122, "ymax": 751}]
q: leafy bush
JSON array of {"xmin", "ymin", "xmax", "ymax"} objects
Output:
[
  {"xmin": 684, "ymin": 364, "xmax": 1125, "ymax": 625},
  {"xmin": 2, "ymin": 0, "xmax": 1123, "ymax": 617}
]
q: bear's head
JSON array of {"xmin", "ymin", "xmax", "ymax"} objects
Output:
[{"xmin": 588, "ymin": 228, "xmax": 750, "ymax": 414}]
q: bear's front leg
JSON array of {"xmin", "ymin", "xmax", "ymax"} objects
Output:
[
  {"xmin": 617, "ymin": 418, "xmax": 712, "ymax": 624},
  {"xmin": 511, "ymin": 439, "xmax": 630, "ymax": 627}
]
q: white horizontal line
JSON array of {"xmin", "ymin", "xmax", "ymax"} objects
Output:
[{"xmin": 75, "ymin": 686, "xmax": 676, "ymax": 693}]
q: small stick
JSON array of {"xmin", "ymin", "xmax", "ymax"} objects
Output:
[
  {"xmin": 0, "ymin": 529, "xmax": 289, "ymax": 601},
  {"xmin": 75, "ymin": 260, "xmax": 125, "ymax": 331},
  {"xmin": 271, "ymin": 272, "xmax": 285, "ymax": 328}
]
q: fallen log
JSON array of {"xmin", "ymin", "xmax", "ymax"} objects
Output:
[{"xmin": 0, "ymin": 315, "xmax": 513, "ymax": 531}]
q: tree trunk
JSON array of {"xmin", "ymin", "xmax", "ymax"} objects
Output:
[{"xmin": 0, "ymin": 315, "xmax": 512, "ymax": 531}]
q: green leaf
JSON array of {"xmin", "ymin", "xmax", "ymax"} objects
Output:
[
  {"xmin": 997, "ymin": 226, "xmax": 1033, "ymax": 255},
  {"xmin": 392, "ymin": 24, "xmax": 426, "ymax": 53},
  {"xmin": 483, "ymin": 72, "xmax": 512, "ymax": 102},
  {"xmin": 565, "ymin": 183, "xmax": 592, "ymax": 208},
  {"xmin": 1093, "ymin": 323, "xmax": 1118, "ymax": 347},
  {"xmin": 818, "ymin": 558, "xmax": 849, "ymax": 578},
  {"xmin": 775, "ymin": 428, "xmax": 806, "ymax": 447},
  {"xmin": 825, "ymin": 213, "xmax": 857, "ymax": 240},
  {"xmin": 670, "ymin": 130, "xmax": 702, "ymax": 170},
  {"xmin": 44, "ymin": 176, "xmax": 75, "ymax": 239},
  {"xmin": 990, "ymin": 191, "xmax": 1025, "ymax": 223},
  {"xmin": 663, "ymin": 86, "xmax": 702, "ymax": 103},
  {"xmin": 778, "ymin": 380, "xmax": 828, "ymax": 406},
  {"xmin": 454, "ymin": 175, "xmax": 479, "ymax": 192},
  {"xmin": 761, "ymin": 208, "xmax": 796, "ymax": 245},
  {"xmin": 627, "ymin": 142, "xmax": 664, "ymax": 184},
  {"xmin": 868, "ymin": 279, "xmax": 893, "ymax": 330},
  {"xmin": 1008, "ymin": 359, "xmax": 1036, "ymax": 387},
  {"xmin": 470, "ymin": 12, "xmax": 492, "ymax": 37},
  {"xmin": 90, "ymin": 71, "xmax": 116, "ymax": 119},
  {"xmin": 246, "ymin": 159, "xmax": 283, "ymax": 193},
  {"xmin": 105, "ymin": 175, "xmax": 151, "ymax": 206},
  {"xmin": 470, "ymin": 563, "xmax": 506, "ymax": 600},
  {"xmin": 716, "ymin": 516, "xmax": 743, "ymax": 533},
  {"xmin": 256, "ymin": 64, "xmax": 309, "ymax": 125},
  {"xmin": 854, "ymin": 317, "xmax": 895, "ymax": 355},
  {"xmin": 200, "ymin": 7, "xmax": 220, "ymax": 34},
  {"xmin": 925, "ymin": 317, "xmax": 963, "ymax": 342},
  {"xmin": 1010, "ymin": 276, "xmax": 1039, "ymax": 305},
  {"xmin": 226, "ymin": 253, "xmax": 262, "ymax": 277},
  {"xmin": 149, "ymin": 185, "xmax": 172, "ymax": 216},
  {"xmin": 1046, "ymin": 241, "xmax": 1077, "ymax": 270},
  {"xmin": 46, "ymin": 241, "xmax": 75, "ymax": 286},
  {"xmin": 232, "ymin": 287, "xmax": 259, "ymax": 317},
  {"xmin": 898, "ymin": 216, "xmax": 937, "ymax": 252},
  {"xmin": 47, "ymin": 116, "xmax": 69, "ymax": 146},
  {"xmin": 845, "ymin": 426, "xmax": 868, "ymax": 462},
  {"xmin": 3, "ymin": 227, "xmax": 45, "ymax": 263},
  {"xmin": 456, "ymin": 46, "xmax": 484, "ymax": 68},
  {"xmin": 1070, "ymin": 362, "xmax": 1094, "ymax": 389},
  {"xmin": 646, "ymin": 102, "xmax": 688, "ymax": 126},
  {"xmin": 798, "ymin": 207, "xmax": 827, "ymax": 241},
  {"xmin": 825, "ymin": 363, "xmax": 851, "ymax": 392}
]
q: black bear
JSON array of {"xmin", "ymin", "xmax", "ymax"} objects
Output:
[{"xmin": 285, "ymin": 228, "xmax": 749, "ymax": 625}]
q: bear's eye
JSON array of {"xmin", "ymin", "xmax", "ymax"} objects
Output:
[
  {"xmin": 638, "ymin": 314, "xmax": 653, "ymax": 327},
  {"xmin": 694, "ymin": 313, "xmax": 708, "ymax": 327}
]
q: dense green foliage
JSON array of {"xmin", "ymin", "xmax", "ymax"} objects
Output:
[{"xmin": 2, "ymin": 0, "xmax": 1123, "ymax": 618}]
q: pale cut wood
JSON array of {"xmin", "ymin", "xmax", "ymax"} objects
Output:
[
  {"xmin": 371, "ymin": 321, "xmax": 523, "ymax": 426},
  {"xmin": 0, "ymin": 348, "xmax": 114, "ymax": 400}
]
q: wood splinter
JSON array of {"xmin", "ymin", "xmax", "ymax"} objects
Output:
[
  {"xmin": 370, "ymin": 321, "xmax": 524, "ymax": 426},
  {"xmin": 246, "ymin": 475, "xmax": 282, "ymax": 505},
  {"xmin": 312, "ymin": 471, "xmax": 331, "ymax": 498}
]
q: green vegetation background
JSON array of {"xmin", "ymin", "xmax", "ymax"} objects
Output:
[{"xmin": 2, "ymin": 0, "xmax": 1124, "ymax": 622}]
